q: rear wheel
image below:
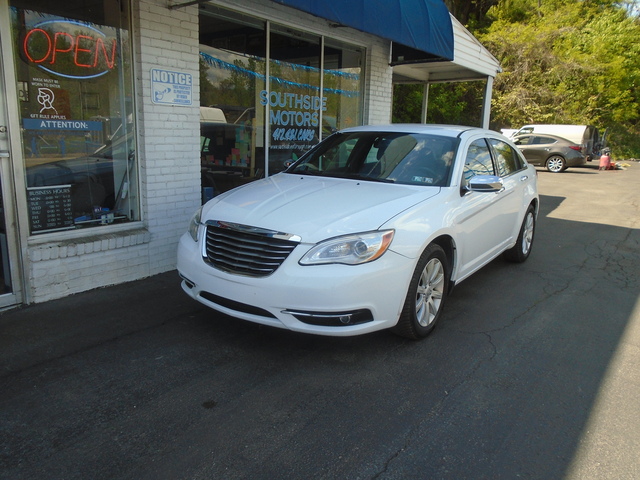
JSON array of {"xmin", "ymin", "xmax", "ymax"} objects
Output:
[
  {"xmin": 545, "ymin": 155, "xmax": 566, "ymax": 173},
  {"xmin": 392, "ymin": 244, "xmax": 449, "ymax": 340},
  {"xmin": 504, "ymin": 205, "xmax": 536, "ymax": 263}
]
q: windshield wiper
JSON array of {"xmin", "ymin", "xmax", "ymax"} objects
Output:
[
  {"xmin": 286, "ymin": 169, "xmax": 324, "ymax": 176},
  {"xmin": 338, "ymin": 173, "xmax": 395, "ymax": 183},
  {"xmin": 285, "ymin": 170, "xmax": 395, "ymax": 183}
]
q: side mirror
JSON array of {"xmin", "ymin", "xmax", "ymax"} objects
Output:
[{"xmin": 466, "ymin": 175, "xmax": 504, "ymax": 193}]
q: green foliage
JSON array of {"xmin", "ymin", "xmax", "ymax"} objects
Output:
[
  {"xmin": 442, "ymin": 0, "xmax": 500, "ymax": 28},
  {"xmin": 477, "ymin": 0, "xmax": 640, "ymax": 157},
  {"xmin": 392, "ymin": 85, "xmax": 424, "ymax": 123},
  {"xmin": 427, "ymin": 83, "xmax": 485, "ymax": 126},
  {"xmin": 410, "ymin": 0, "xmax": 640, "ymax": 157},
  {"xmin": 393, "ymin": 83, "xmax": 485, "ymax": 126}
]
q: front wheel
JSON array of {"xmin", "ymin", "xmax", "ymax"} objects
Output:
[
  {"xmin": 545, "ymin": 155, "xmax": 566, "ymax": 173},
  {"xmin": 392, "ymin": 244, "xmax": 449, "ymax": 340},
  {"xmin": 504, "ymin": 205, "xmax": 536, "ymax": 263}
]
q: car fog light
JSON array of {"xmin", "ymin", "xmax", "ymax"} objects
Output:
[
  {"xmin": 282, "ymin": 309, "xmax": 373, "ymax": 326},
  {"xmin": 180, "ymin": 274, "xmax": 195, "ymax": 289}
]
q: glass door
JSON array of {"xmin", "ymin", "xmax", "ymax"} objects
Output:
[{"xmin": 0, "ymin": 0, "xmax": 23, "ymax": 307}]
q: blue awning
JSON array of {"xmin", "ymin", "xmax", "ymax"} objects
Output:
[{"xmin": 270, "ymin": 0, "xmax": 454, "ymax": 62}]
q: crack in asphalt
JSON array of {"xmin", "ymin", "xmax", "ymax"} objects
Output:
[{"xmin": 371, "ymin": 330, "xmax": 497, "ymax": 479}]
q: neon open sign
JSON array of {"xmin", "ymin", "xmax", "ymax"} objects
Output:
[{"xmin": 22, "ymin": 20, "xmax": 118, "ymax": 79}]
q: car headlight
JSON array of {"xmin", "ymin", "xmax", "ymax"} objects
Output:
[
  {"xmin": 187, "ymin": 206, "xmax": 203, "ymax": 242},
  {"xmin": 299, "ymin": 230, "xmax": 394, "ymax": 266}
]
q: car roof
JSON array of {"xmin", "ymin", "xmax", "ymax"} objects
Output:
[
  {"xmin": 513, "ymin": 133, "xmax": 575, "ymax": 142},
  {"xmin": 338, "ymin": 124, "xmax": 501, "ymax": 139}
]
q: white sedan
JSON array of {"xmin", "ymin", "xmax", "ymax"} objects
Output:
[{"xmin": 177, "ymin": 125, "xmax": 539, "ymax": 339}]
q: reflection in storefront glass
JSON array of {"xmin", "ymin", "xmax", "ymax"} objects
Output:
[
  {"xmin": 199, "ymin": 7, "xmax": 266, "ymax": 199},
  {"xmin": 199, "ymin": 6, "xmax": 363, "ymax": 197},
  {"xmin": 9, "ymin": 1, "xmax": 138, "ymax": 234},
  {"xmin": 323, "ymin": 40, "xmax": 363, "ymax": 136},
  {"xmin": 268, "ymin": 26, "xmax": 321, "ymax": 173}
]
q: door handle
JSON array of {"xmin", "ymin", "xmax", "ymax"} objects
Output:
[{"xmin": 0, "ymin": 151, "xmax": 10, "ymax": 158}]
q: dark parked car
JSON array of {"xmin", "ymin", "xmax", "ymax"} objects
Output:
[{"xmin": 512, "ymin": 134, "xmax": 586, "ymax": 173}]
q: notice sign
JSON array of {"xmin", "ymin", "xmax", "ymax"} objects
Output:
[
  {"xmin": 151, "ymin": 69, "xmax": 193, "ymax": 106},
  {"xmin": 28, "ymin": 186, "xmax": 74, "ymax": 233}
]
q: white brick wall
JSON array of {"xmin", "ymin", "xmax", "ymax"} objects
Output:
[
  {"xmin": 364, "ymin": 43, "xmax": 395, "ymax": 124},
  {"xmin": 28, "ymin": 229, "xmax": 151, "ymax": 302},
  {"xmin": 136, "ymin": 0, "xmax": 201, "ymax": 275}
]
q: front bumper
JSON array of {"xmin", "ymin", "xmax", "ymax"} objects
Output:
[{"xmin": 177, "ymin": 232, "xmax": 414, "ymax": 336}]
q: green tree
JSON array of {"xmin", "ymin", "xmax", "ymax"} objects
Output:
[
  {"xmin": 478, "ymin": 0, "xmax": 640, "ymax": 156},
  {"xmin": 443, "ymin": 0, "xmax": 499, "ymax": 28},
  {"xmin": 393, "ymin": 81, "xmax": 486, "ymax": 127}
]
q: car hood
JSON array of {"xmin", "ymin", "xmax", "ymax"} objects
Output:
[{"xmin": 202, "ymin": 173, "xmax": 440, "ymax": 243}]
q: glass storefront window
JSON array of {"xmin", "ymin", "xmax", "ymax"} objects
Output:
[
  {"xmin": 268, "ymin": 26, "xmax": 321, "ymax": 172},
  {"xmin": 323, "ymin": 40, "xmax": 363, "ymax": 136},
  {"xmin": 199, "ymin": 6, "xmax": 266, "ymax": 199},
  {"xmin": 199, "ymin": 6, "xmax": 363, "ymax": 197},
  {"xmin": 9, "ymin": 1, "xmax": 138, "ymax": 234}
]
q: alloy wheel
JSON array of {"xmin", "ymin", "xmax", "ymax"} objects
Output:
[{"xmin": 415, "ymin": 257, "xmax": 445, "ymax": 328}]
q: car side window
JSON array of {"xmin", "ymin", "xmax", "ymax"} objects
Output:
[
  {"xmin": 463, "ymin": 138, "xmax": 494, "ymax": 186},
  {"xmin": 489, "ymin": 139, "xmax": 524, "ymax": 176},
  {"xmin": 512, "ymin": 136, "xmax": 531, "ymax": 146},
  {"xmin": 532, "ymin": 136, "xmax": 556, "ymax": 145}
]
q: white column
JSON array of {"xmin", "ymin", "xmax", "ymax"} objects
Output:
[
  {"xmin": 481, "ymin": 76, "xmax": 494, "ymax": 129},
  {"xmin": 420, "ymin": 83, "xmax": 430, "ymax": 124}
]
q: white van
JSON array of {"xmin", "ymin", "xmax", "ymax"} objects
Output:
[
  {"xmin": 200, "ymin": 106, "xmax": 227, "ymax": 123},
  {"xmin": 511, "ymin": 124, "xmax": 599, "ymax": 160}
]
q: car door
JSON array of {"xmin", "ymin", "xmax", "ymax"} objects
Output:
[
  {"xmin": 453, "ymin": 136, "xmax": 527, "ymax": 280},
  {"xmin": 513, "ymin": 134, "xmax": 542, "ymax": 165},
  {"xmin": 489, "ymin": 137, "xmax": 529, "ymax": 240}
]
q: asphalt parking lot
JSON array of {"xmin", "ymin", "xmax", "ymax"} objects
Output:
[{"xmin": 1, "ymin": 161, "xmax": 639, "ymax": 479}]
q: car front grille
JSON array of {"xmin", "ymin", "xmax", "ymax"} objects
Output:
[{"xmin": 203, "ymin": 220, "xmax": 300, "ymax": 277}]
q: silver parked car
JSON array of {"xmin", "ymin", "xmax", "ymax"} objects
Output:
[{"xmin": 512, "ymin": 134, "xmax": 586, "ymax": 173}]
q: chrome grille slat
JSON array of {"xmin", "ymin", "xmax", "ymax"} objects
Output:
[
  {"xmin": 208, "ymin": 257, "xmax": 275, "ymax": 274},
  {"xmin": 206, "ymin": 236, "xmax": 294, "ymax": 258},
  {"xmin": 204, "ymin": 222, "xmax": 299, "ymax": 277},
  {"xmin": 207, "ymin": 249, "xmax": 284, "ymax": 266}
]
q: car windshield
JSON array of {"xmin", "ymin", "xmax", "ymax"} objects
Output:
[{"xmin": 286, "ymin": 132, "xmax": 459, "ymax": 187}]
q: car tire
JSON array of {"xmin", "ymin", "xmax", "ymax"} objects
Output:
[
  {"xmin": 504, "ymin": 205, "xmax": 536, "ymax": 263},
  {"xmin": 392, "ymin": 244, "xmax": 449, "ymax": 340},
  {"xmin": 545, "ymin": 155, "xmax": 566, "ymax": 173}
]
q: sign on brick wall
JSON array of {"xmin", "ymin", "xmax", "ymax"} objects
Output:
[{"xmin": 151, "ymin": 68, "xmax": 193, "ymax": 106}]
